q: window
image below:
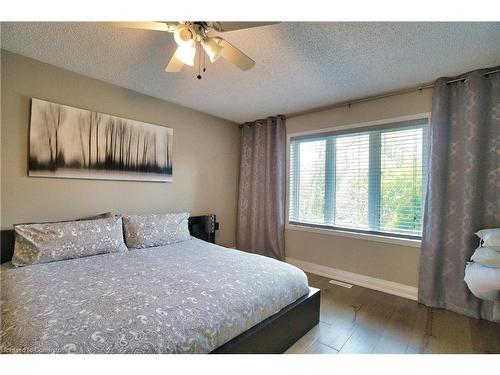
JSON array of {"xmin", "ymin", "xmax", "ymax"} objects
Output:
[{"xmin": 289, "ymin": 118, "xmax": 429, "ymax": 239}]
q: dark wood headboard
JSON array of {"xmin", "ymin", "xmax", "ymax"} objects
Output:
[{"xmin": 0, "ymin": 214, "xmax": 219, "ymax": 264}]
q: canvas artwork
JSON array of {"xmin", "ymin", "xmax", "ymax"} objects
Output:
[{"xmin": 29, "ymin": 99, "xmax": 173, "ymax": 182}]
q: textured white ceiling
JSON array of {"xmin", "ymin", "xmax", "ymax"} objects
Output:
[{"xmin": 1, "ymin": 22, "xmax": 499, "ymax": 123}]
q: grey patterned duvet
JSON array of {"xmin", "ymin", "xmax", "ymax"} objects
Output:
[{"xmin": 0, "ymin": 238, "xmax": 309, "ymax": 353}]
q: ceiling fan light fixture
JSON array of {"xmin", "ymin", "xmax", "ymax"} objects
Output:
[
  {"xmin": 174, "ymin": 45, "xmax": 196, "ymax": 66},
  {"xmin": 201, "ymin": 37, "xmax": 223, "ymax": 63},
  {"xmin": 173, "ymin": 25, "xmax": 194, "ymax": 46},
  {"xmin": 113, "ymin": 21, "xmax": 262, "ymax": 75}
]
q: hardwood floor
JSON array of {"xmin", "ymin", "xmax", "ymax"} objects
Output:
[{"xmin": 285, "ymin": 272, "xmax": 500, "ymax": 354}]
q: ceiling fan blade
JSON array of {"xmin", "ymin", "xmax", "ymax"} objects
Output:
[
  {"xmin": 165, "ymin": 52, "xmax": 184, "ymax": 72},
  {"xmin": 210, "ymin": 22, "xmax": 279, "ymax": 32},
  {"xmin": 110, "ymin": 22, "xmax": 175, "ymax": 32},
  {"xmin": 216, "ymin": 38, "xmax": 255, "ymax": 71}
]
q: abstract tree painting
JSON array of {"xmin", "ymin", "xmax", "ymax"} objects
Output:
[{"xmin": 29, "ymin": 99, "xmax": 173, "ymax": 182}]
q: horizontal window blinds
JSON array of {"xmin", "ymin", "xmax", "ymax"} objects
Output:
[{"xmin": 289, "ymin": 120, "xmax": 428, "ymax": 239}]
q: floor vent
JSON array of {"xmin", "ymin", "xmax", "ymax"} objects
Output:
[{"xmin": 328, "ymin": 279, "xmax": 353, "ymax": 288}]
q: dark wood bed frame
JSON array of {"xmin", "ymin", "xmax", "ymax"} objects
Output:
[{"xmin": 0, "ymin": 214, "xmax": 320, "ymax": 354}]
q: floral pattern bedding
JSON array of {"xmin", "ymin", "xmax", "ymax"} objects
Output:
[{"xmin": 0, "ymin": 238, "xmax": 309, "ymax": 353}]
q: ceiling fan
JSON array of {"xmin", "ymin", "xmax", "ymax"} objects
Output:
[{"xmin": 111, "ymin": 21, "xmax": 278, "ymax": 78}]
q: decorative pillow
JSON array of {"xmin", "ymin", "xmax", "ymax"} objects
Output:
[
  {"xmin": 12, "ymin": 216, "xmax": 127, "ymax": 267},
  {"xmin": 471, "ymin": 246, "xmax": 500, "ymax": 268},
  {"xmin": 476, "ymin": 228, "xmax": 500, "ymax": 247},
  {"xmin": 122, "ymin": 212, "xmax": 191, "ymax": 249}
]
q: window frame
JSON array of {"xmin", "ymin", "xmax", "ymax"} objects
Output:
[{"xmin": 286, "ymin": 112, "xmax": 431, "ymax": 248}]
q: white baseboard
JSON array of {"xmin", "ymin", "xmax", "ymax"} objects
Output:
[{"xmin": 286, "ymin": 257, "xmax": 418, "ymax": 301}]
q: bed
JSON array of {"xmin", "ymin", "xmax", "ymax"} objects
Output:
[{"xmin": 0, "ymin": 216, "xmax": 320, "ymax": 354}]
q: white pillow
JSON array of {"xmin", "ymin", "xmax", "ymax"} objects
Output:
[
  {"xmin": 471, "ymin": 246, "xmax": 500, "ymax": 268},
  {"xmin": 476, "ymin": 228, "xmax": 500, "ymax": 247}
]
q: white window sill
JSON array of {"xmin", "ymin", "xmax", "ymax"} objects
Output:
[{"xmin": 285, "ymin": 223, "xmax": 422, "ymax": 248}]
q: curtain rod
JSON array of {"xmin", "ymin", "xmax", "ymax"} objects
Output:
[{"xmin": 286, "ymin": 68, "xmax": 500, "ymax": 119}]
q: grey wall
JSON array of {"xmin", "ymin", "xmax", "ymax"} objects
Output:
[
  {"xmin": 1, "ymin": 51, "xmax": 240, "ymax": 246},
  {"xmin": 285, "ymin": 89, "xmax": 434, "ymax": 287}
]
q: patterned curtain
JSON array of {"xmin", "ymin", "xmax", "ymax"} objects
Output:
[
  {"xmin": 418, "ymin": 68, "xmax": 500, "ymax": 320},
  {"xmin": 236, "ymin": 116, "xmax": 286, "ymax": 260}
]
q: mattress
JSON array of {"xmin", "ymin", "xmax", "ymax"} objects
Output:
[{"xmin": 0, "ymin": 238, "xmax": 309, "ymax": 353}]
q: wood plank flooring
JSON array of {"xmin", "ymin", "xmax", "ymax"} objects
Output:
[{"xmin": 285, "ymin": 272, "xmax": 500, "ymax": 354}]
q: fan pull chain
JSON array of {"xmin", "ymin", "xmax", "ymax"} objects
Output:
[
  {"xmin": 197, "ymin": 43, "xmax": 202, "ymax": 80},
  {"xmin": 203, "ymin": 49, "xmax": 206, "ymax": 73}
]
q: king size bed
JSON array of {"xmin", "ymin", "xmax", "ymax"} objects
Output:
[{"xmin": 0, "ymin": 214, "xmax": 320, "ymax": 354}]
